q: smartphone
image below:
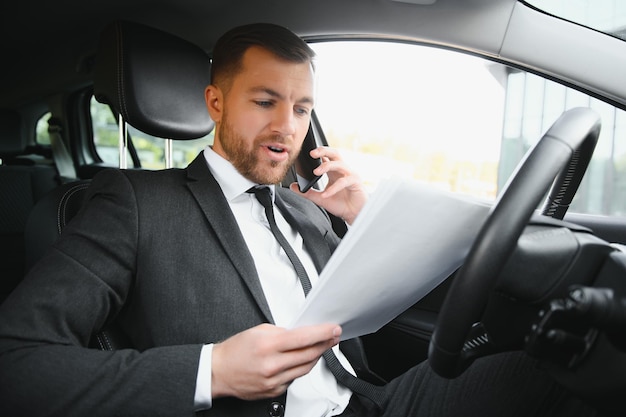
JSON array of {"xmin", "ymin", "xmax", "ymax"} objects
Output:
[{"xmin": 295, "ymin": 112, "xmax": 325, "ymax": 192}]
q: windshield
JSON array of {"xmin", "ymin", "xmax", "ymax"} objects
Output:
[{"xmin": 524, "ymin": 0, "xmax": 626, "ymax": 41}]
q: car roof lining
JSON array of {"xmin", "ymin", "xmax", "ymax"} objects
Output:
[{"xmin": 1, "ymin": 0, "xmax": 625, "ymax": 109}]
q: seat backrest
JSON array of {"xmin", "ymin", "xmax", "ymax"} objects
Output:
[
  {"xmin": 0, "ymin": 109, "xmax": 60, "ymax": 302},
  {"xmin": 22, "ymin": 20, "xmax": 214, "ymax": 348}
]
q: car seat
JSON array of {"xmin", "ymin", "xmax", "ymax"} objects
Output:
[{"xmin": 23, "ymin": 19, "xmax": 214, "ymax": 348}]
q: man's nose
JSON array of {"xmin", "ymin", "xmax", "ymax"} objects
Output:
[{"xmin": 271, "ymin": 105, "xmax": 297, "ymax": 136}]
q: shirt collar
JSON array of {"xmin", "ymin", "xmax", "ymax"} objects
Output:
[{"xmin": 203, "ymin": 146, "xmax": 275, "ymax": 202}]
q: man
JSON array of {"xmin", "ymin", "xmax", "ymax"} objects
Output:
[{"xmin": 0, "ymin": 23, "xmax": 597, "ymax": 417}]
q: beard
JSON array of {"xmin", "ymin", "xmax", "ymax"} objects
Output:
[{"xmin": 218, "ymin": 110, "xmax": 299, "ymax": 185}]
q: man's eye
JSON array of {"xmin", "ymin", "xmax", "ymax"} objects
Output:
[
  {"xmin": 295, "ymin": 107, "xmax": 310, "ymax": 116},
  {"xmin": 255, "ymin": 100, "xmax": 273, "ymax": 108}
]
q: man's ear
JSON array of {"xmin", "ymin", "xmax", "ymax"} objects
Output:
[{"xmin": 205, "ymin": 85, "xmax": 223, "ymax": 122}]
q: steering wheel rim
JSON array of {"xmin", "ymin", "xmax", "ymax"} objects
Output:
[{"xmin": 428, "ymin": 107, "xmax": 602, "ymax": 379}]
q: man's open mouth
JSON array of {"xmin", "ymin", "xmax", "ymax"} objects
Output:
[{"xmin": 268, "ymin": 145, "xmax": 285, "ymax": 153}]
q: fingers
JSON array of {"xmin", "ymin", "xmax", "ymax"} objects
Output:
[
  {"xmin": 277, "ymin": 323, "xmax": 342, "ymax": 352},
  {"xmin": 309, "ymin": 147, "xmax": 351, "ymax": 182},
  {"xmin": 310, "ymin": 145, "xmax": 342, "ymax": 163},
  {"xmin": 290, "ymin": 146, "xmax": 368, "ymax": 224},
  {"xmin": 211, "ymin": 323, "xmax": 341, "ymax": 401},
  {"xmin": 254, "ymin": 324, "xmax": 340, "ymax": 382},
  {"xmin": 294, "ymin": 146, "xmax": 360, "ymax": 198}
]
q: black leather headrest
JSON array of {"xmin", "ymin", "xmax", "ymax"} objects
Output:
[
  {"xmin": 0, "ymin": 109, "xmax": 25, "ymax": 157},
  {"xmin": 93, "ymin": 20, "xmax": 214, "ymax": 140}
]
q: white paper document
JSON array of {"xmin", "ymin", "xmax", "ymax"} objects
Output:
[{"xmin": 289, "ymin": 178, "xmax": 492, "ymax": 340}]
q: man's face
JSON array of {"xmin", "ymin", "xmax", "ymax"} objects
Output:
[{"xmin": 207, "ymin": 46, "xmax": 315, "ymax": 185}]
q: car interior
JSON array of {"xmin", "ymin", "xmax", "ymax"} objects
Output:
[{"xmin": 1, "ymin": 0, "xmax": 626, "ymax": 415}]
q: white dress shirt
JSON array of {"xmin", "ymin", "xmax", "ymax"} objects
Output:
[{"xmin": 194, "ymin": 147, "xmax": 353, "ymax": 417}]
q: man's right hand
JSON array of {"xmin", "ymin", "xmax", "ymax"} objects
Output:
[{"xmin": 211, "ymin": 323, "xmax": 342, "ymax": 400}]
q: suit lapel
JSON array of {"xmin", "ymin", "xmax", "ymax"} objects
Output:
[{"xmin": 185, "ymin": 154, "xmax": 274, "ymax": 323}]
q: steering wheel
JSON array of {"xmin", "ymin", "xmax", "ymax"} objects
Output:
[{"xmin": 428, "ymin": 107, "xmax": 602, "ymax": 378}]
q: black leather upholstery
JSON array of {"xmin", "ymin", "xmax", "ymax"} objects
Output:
[{"xmin": 93, "ymin": 20, "xmax": 214, "ymax": 139}]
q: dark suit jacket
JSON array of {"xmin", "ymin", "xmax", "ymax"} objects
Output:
[{"xmin": 0, "ymin": 153, "xmax": 372, "ymax": 417}]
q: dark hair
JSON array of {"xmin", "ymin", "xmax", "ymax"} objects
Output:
[{"xmin": 210, "ymin": 23, "xmax": 315, "ymax": 90}]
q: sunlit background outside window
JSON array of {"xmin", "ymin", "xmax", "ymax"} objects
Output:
[{"xmin": 312, "ymin": 42, "xmax": 504, "ymax": 200}]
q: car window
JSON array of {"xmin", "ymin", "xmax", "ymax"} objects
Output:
[
  {"xmin": 90, "ymin": 96, "xmax": 213, "ymax": 169},
  {"xmin": 310, "ymin": 41, "xmax": 626, "ymax": 217},
  {"xmin": 35, "ymin": 112, "xmax": 51, "ymax": 145}
]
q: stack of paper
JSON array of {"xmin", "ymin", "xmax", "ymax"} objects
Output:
[{"xmin": 289, "ymin": 178, "xmax": 492, "ymax": 340}]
